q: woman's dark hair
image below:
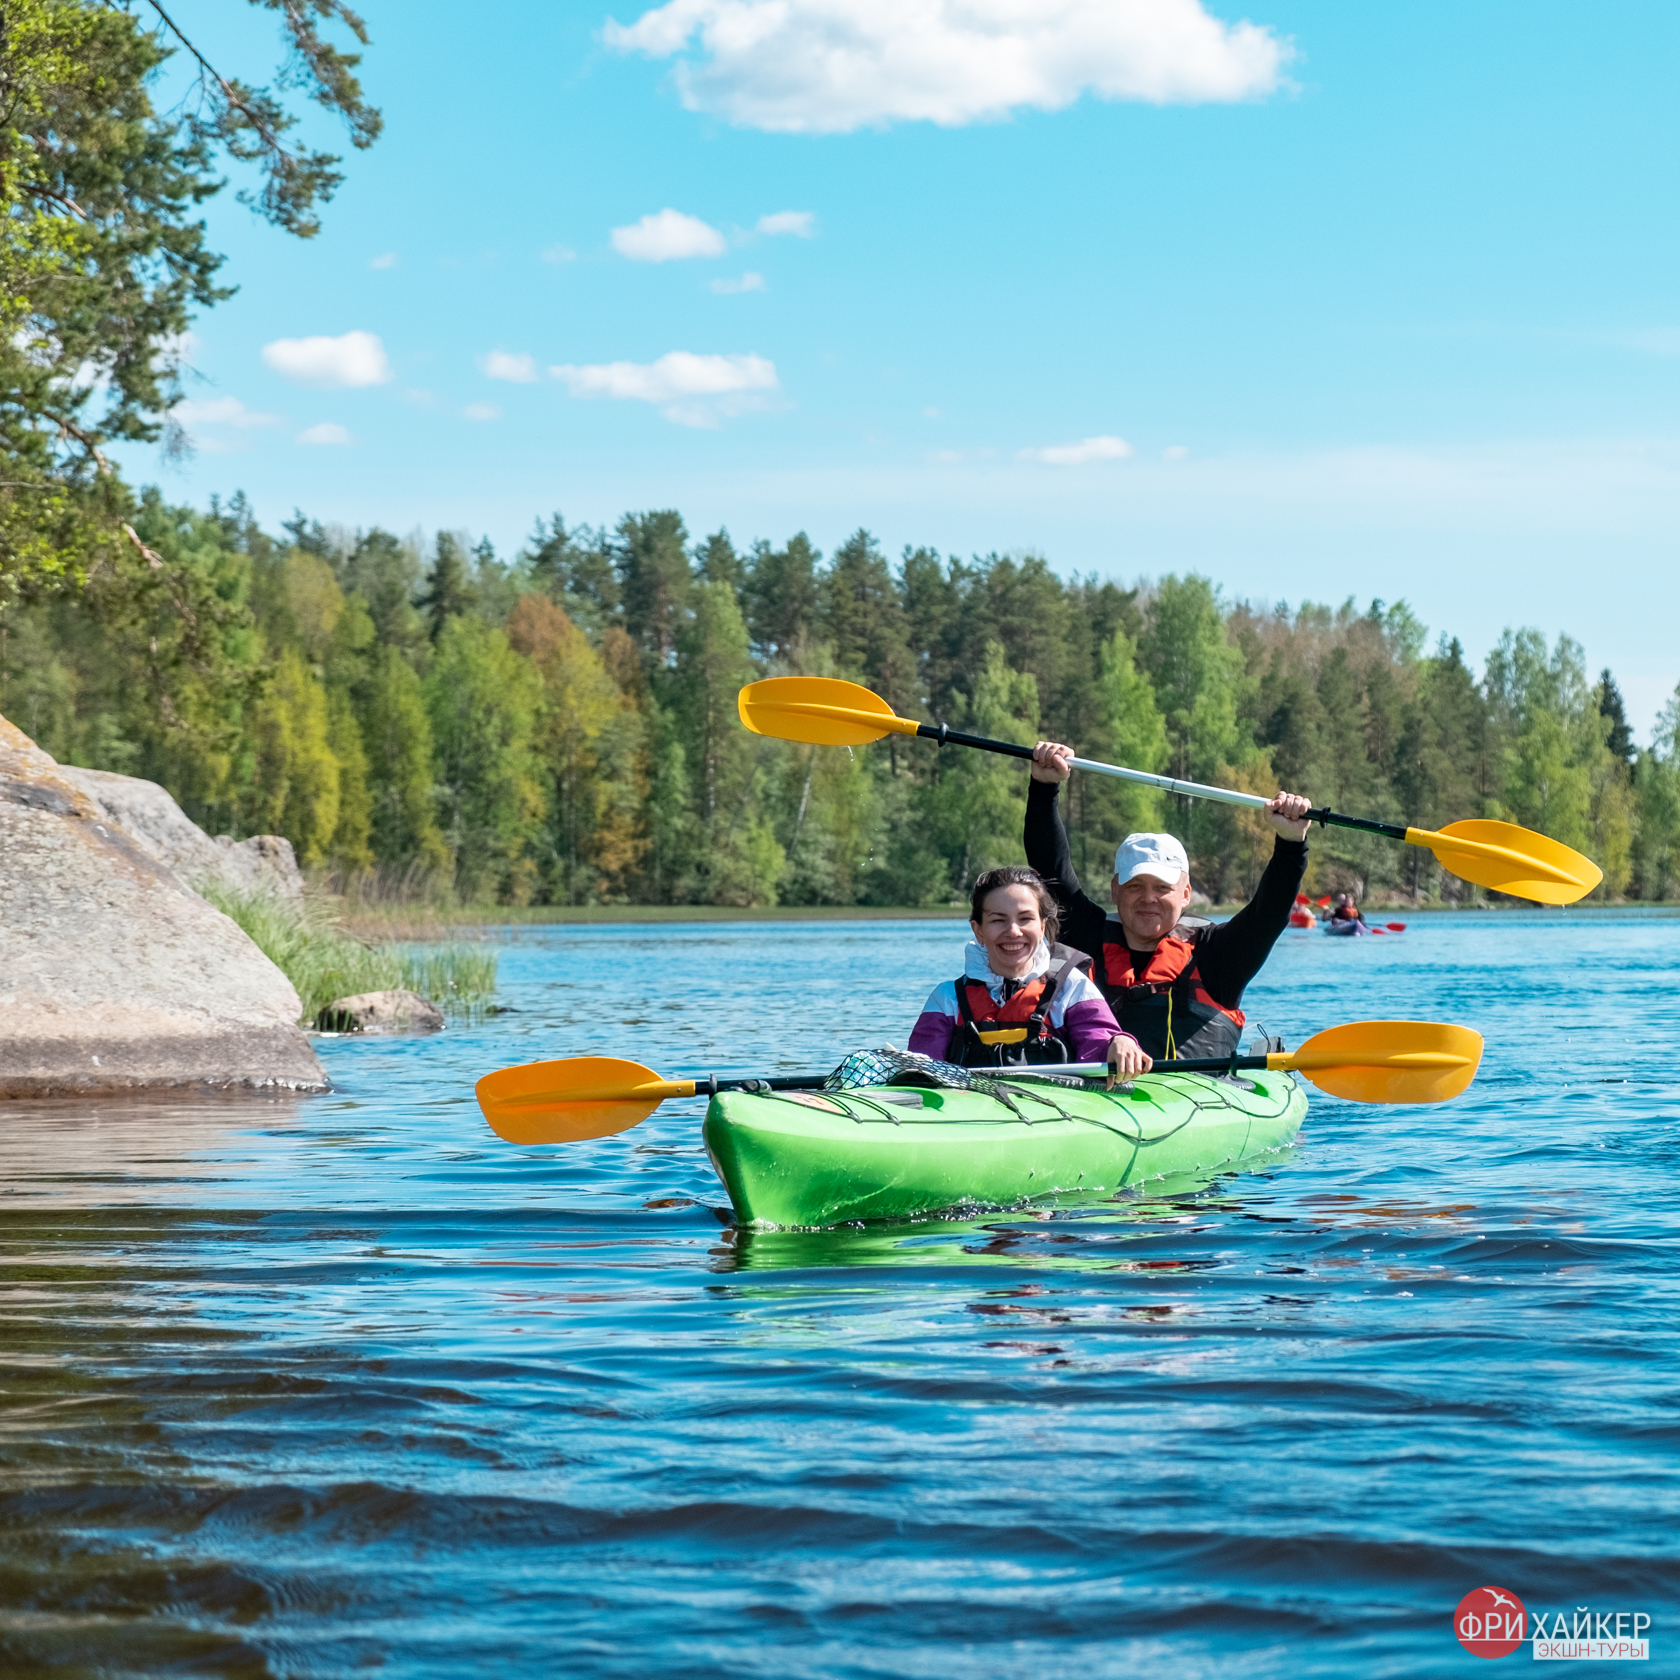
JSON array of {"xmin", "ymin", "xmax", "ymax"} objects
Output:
[{"xmin": 969, "ymin": 865, "xmax": 1060, "ymax": 943}]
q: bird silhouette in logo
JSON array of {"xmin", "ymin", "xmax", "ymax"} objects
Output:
[{"xmin": 1487, "ymin": 1590, "xmax": 1519, "ymax": 1612}]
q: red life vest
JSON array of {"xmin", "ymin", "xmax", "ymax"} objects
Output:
[
  {"xmin": 953, "ymin": 943, "xmax": 1088, "ymax": 1068},
  {"xmin": 1098, "ymin": 925, "xmax": 1243, "ymax": 1061}
]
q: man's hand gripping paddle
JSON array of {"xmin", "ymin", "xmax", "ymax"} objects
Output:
[{"xmin": 737, "ymin": 675, "xmax": 1603, "ymax": 905}]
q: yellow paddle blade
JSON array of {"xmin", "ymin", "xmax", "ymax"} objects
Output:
[
  {"xmin": 738, "ymin": 676, "xmax": 916, "ymax": 747},
  {"xmin": 1405, "ymin": 819, "xmax": 1602, "ymax": 906},
  {"xmin": 1274, "ymin": 1021, "xmax": 1484, "ymax": 1105},
  {"xmin": 476, "ymin": 1056, "xmax": 695, "ymax": 1144}
]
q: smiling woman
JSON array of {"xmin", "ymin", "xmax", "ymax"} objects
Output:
[{"xmin": 905, "ymin": 863, "xmax": 1137, "ymax": 1070}]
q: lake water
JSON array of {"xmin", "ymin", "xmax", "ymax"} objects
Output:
[{"xmin": 4, "ymin": 911, "xmax": 1679, "ymax": 1676}]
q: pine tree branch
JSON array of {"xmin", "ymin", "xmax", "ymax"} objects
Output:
[
  {"xmin": 122, "ymin": 522, "xmax": 164, "ymax": 568},
  {"xmin": 143, "ymin": 0, "xmax": 296, "ymax": 170},
  {"xmin": 52, "ymin": 416, "xmax": 112, "ymax": 476},
  {"xmin": 24, "ymin": 183, "xmax": 87, "ymax": 218}
]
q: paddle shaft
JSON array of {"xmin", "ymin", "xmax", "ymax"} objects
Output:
[
  {"xmin": 1020, "ymin": 1047, "xmax": 1473, "ymax": 1078},
  {"xmin": 914, "ymin": 720, "xmax": 1413, "ymax": 844},
  {"xmin": 650, "ymin": 1073, "xmax": 828, "ymax": 1101}
]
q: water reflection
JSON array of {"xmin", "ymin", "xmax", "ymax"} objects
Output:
[{"xmin": 3, "ymin": 912, "xmax": 1680, "ymax": 1675}]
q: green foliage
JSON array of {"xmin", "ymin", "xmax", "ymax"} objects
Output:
[
  {"xmin": 425, "ymin": 616, "xmax": 544, "ymax": 902},
  {"xmin": 361, "ymin": 646, "xmax": 449, "ymax": 873},
  {"xmin": 5, "ymin": 490, "xmax": 1674, "ymax": 909},
  {"xmin": 1631, "ymin": 686, "xmax": 1680, "ymax": 900},
  {"xmin": 0, "ymin": 0, "xmax": 379, "ymax": 601},
  {"xmin": 1064, "ymin": 625, "xmax": 1170, "ymax": 883}
]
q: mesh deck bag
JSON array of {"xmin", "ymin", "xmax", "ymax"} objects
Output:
[{"xmin": 822, "ymin": 1047, "xmax": 1090, "ymax": 1120}]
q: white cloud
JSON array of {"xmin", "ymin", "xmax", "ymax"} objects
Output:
[
  {"xmin": 480, "ymin": 349, "xmax": 539, "ymax": 382},
  {"xmin": 171, "ymin": 396, "xmax": 278, "ymax": 429},
  {"xmin": 757, "ymin": 209, "xmax": 815, "ymax": 237},
  {"xmin": 711, "ymin": 271, "xmax": 766, "ymax": 294},
  {"xmin": 610, "ymin": 208, "xmax": 728, "ymax": 261},
  {"xmin": 262, "ymin": 330, "xmax": 392, "ymax": 388},
  {"xmin": 464, "ymin": 402, "xmax": 502, "ymax": 421},
  {"xmin": 605, "ymin": 0, "xmax": 1289, "ymax": 133},
  {"xmin": 1021, "ymin": 435, "xmax": 1134, "ymax": 466},
  {"xmin": 550, "ymin": 350, "xmax": 778, "ymax": 424},
  {"xmin": 370, "ymin": 252, "xmax": 397, "ymax": 270},
  {"xmin": 297, "ymin": 422, "xmax": 355, "ymax": 446}
]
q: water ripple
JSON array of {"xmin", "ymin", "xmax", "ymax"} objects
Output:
[{"xmin": 3, "ymin": 912, "xmax": 1679, "ymax": 1676}]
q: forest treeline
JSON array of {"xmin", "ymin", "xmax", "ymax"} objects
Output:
[{"xmin": 2, "ymin": 489, "xmax": 1676, "ymax": 907}]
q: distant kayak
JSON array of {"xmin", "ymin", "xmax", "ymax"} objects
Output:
[{"xmin": 1324, "ymin": 918, "xmax": 1407, "ymax": 937}]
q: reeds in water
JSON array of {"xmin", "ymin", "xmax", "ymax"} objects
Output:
[{"xmin": 198, "ymin": 883, "xmax": 498, "ymax": 1024}]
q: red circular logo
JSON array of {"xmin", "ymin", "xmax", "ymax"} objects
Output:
[{"xmin": 1455, "ymin": 1586, "xmax": 1528, "ymax": 1658}]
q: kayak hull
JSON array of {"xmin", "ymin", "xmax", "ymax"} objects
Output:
[{"xmin": 703, "ymin": 1071, "xmax": 1308, "ymax": 1228}]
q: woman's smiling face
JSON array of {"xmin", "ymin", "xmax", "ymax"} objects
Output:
[{"xmin": 971, "ymin": 883, "xmax": 1046, "ymax": 979}]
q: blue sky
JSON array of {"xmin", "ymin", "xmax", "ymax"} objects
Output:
[{"xmin": 140, "ymin": 0, "xmax": 1680, "ymax": 736}]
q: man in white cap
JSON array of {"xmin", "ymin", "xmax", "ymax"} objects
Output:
[{"xmin": 1025, "ymin": 742, "xmax": 1311, "ymax": 1079}]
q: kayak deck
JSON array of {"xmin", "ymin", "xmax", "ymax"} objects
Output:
[{"xmin": 703, "ymin": 1069, "xmax": 1307, "ymax": 1228}]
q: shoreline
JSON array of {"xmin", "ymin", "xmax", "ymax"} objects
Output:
[{"xmin": 342, "ymin": 900, "xmax": 1680, "ymax": 930}]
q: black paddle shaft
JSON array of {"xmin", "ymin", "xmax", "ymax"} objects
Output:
[
  {"xmin": 703, "ymin": 1075, "xmax": 827, "ymax": 1096},
  {"xmin": 913, "ymin": 720, "xmax": 1409, "ymax": 841},
  {"xmin": 1152, "ymin": 1055, "xmax": 1272, "ymax": 1074}
]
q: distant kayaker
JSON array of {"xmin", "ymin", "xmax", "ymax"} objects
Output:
[
  {"xmin": 908, "ymin": 864, "xmax": 1144, "ymax": 1074},
  {"xmin": 1330, "ymin": 892, "xmax": 1366, "ymax": 924},
  {"xmin": 1025, "ymin": 743, "xmax": 1312, "ymax": 1079}
]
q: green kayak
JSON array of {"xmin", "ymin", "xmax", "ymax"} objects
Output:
[{"xmin": 702, "ymin": 1069, "xmax": 1308, "ymax": 1228}]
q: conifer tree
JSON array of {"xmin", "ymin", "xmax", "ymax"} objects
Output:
[
  {"xmin": 616, "ymin": 510, "xmax": 691, "ymax": 663},
  {"xmin": 418, "ymin": 534, "xmax": 476, "ymax": 640}
]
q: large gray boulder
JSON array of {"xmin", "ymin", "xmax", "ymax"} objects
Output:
[
  {"xmin": 56, "ymin": 763, "xmax": 303, "ymax": 898},
  {"xmin": 0, "ymin": 715, "xmax": 327, "ymax": 1097}
]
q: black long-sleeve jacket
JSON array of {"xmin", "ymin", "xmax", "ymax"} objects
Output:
[{"xmin": 1023, "ymin": 779, "xmax": 1306, "ymax": 1012}]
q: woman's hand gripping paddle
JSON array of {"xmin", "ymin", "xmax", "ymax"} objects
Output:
[
  {"xmin": 477, "ymin": 1020, "xmax": 1484, "ymax": 1145},
  {"xmin": 738, "ymin": 676, "xmax": 1603, "ymax": 905}
]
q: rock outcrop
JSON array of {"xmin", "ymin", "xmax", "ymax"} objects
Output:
[
  {"xmin": 56, "ymin": 764, "xmax": 303, "ymax": 898},
  {"xmin": 317, "ymin": 989, "xmax": 445, "ymax": 1034},
  {"xmin": 0, "ymin": 715, "xmax": 327, "ymax": 1097}
]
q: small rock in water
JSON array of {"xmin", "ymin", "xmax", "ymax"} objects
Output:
[{"xmin": 316, "ymin": 989, "xmax": 445, "ymax": 1034}]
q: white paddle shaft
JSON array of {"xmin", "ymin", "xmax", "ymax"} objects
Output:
[{"xmin": 1067, "ymin": 757, "xmax": 1272, "ymax": 811}]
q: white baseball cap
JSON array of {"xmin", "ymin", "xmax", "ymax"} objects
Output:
[{"xmin": 1114, "ymin": 832, "xmax": 1189, "ymax": 886}]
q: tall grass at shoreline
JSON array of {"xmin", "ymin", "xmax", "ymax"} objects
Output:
[{"xmin": 199, "ymin": 884, "xmax": 498, "ymax": 1023}]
